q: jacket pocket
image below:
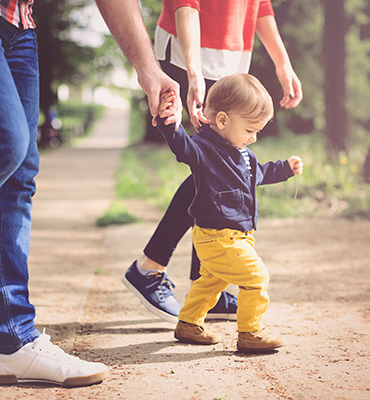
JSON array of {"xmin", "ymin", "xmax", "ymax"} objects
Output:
[{"xmin": 217, "ymin": 189, "xmax": 244, "ymax": 217}]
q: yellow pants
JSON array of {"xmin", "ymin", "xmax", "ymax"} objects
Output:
[{"xmin": 178, "ymin": 225, "xmax": 270, "ymax": 332}]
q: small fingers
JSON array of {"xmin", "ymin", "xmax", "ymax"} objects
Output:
[
  {"xmin": 159, "ymin": 91, "xmax": 177, "ymax": 117},
  {"xmin": 289, "ymin": 155, "xmax": 303, "ymax": 175}
]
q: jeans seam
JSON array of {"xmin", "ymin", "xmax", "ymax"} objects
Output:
[{"xmin": 0, "ymin": 187, "xmax": 22, "ymax": 353}]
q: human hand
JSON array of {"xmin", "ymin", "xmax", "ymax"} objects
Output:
[
  {"xmin": 288, "ymin": 155, "xmax": 303, "ymax": 175},
  {"xmin": 159, "ymin": 91, "xmax": 176, "ymax": 121},
  {"xmin": 276, "ymin": 64, "xmax": 303, "ymax": 110},
  {"xmin": 187, "ymin": 73, "xmax": 209, "ymax": 131},
  {"xmin": 137, "ymin": 66, "xmax": 182, "ymax": 129}
]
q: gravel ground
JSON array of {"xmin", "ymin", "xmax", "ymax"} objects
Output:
[{"xmin": 1, "ymin": 108, "xmax": 369, "ymax": 400}]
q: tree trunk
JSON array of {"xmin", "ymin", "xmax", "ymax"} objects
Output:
[
  {"xmin": 363, "ymin": 146, "xmax": 370, "ymax": 183},
  {"xmin": 323, "ymin": 0, "xmax": 349, "ymax": 157}
]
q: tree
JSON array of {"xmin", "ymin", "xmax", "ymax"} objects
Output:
[
  {"xmin": 323, "ymin": 0, "xmax": 350, "ymax": 157},
  {"xmin": 33, "ymin": 0, "xmax": 95, "ymax": 119},
  {"xmin": 141, "ymin": 0, "xmax": 323, "ymax": 142},
  {"xmin": 118, "ymin": 0, "xmax": 370, "ymax": 159},
  {"xmin": 363, "ymin": 147, "xmax": 370, "ymax": 183}
]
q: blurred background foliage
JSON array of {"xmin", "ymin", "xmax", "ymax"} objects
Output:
[{"xmin": 33, "ymin": 0, "xmax": 370, "ymax": 220}]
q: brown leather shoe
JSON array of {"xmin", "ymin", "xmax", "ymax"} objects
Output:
[
  {"xmin": 175, "ymin": 321, "xmax": 219, "ymax": 345},
  {"xmin": 237, "ymin": 327, "xmax": 284, "ymax": 353}
]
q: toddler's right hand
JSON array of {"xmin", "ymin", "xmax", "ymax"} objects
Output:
[{"xmin": 159, "ymin": 91, "xmax": 177, "ymax": 122}]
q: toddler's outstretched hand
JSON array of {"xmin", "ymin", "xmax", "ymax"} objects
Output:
[
  {"xmin": 159, "ymin": 90, "xmax": 176, "ymax": 123},
  {"xmin": 288, "ymin": 155, "xmax": 303, "ymax": 175}
]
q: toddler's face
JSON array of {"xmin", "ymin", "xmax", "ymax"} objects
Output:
[{"xmin": 221, "ymin": 113, "xmax": 267, "ymax": 149}]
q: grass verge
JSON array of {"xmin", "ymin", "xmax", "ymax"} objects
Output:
[
  {"xmin": 96, "ymin": 201, "xmax": 140, "ymax": 227},
  {"xmin": 99, "ymin": 99, "xmax": 370, "ymax": 225}
]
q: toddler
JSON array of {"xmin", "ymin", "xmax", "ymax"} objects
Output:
[{"xmin": 157, "ymin": 73, "xmax": 303, "ymax": 353}]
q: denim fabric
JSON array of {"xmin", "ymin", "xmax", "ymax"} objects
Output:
[
  {"xmin": 157, "ymin": 120, "xmax": 293, "ymax": 232},
  {"xmin": 0, "ymin": 17, "xmax": 40, "ymax": 353}
]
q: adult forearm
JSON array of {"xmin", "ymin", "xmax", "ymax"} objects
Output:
[
  {"xmin": 175, "ymin": 6, "xmax": 202, "ymax": 78},
  {"xmin": 95, "ymin": 0, "xmax": 182, "ymax": 124},
  {"xmin": 256, "ymin": 15, "xmax": 302, "ymax": 109},
  {"xmin": 175, "ymin": 6, "xmax": 207, "ymax": 129},
  {"xmin": 95, "ymin": 0, "xmax": 157, "ymax": 80},
  {"xmin": 256, "ymin": 15, "xmax": 291, "ymax": 69}
]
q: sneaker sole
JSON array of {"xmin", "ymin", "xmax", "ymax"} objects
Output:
[
  {"xmin": 0, "ymin": 369, "xmax": 109, "ymax": 387},
  {"xmin": 205, "ymin": 313, "xmax": 237, "ymax": 321},
  {"xmin": 237, "ymin": 343, "xmax": 283, "ymax": 354},
  {"xmin": 121, "ymin": 274, "xmax": 178, "ymax": 324},
  {"xmin": 63, "ymin": 369, "xmax": 109, "ymax": 387},
  {"xmin": 174, "ymin": 332, "xmax": 219, "ymax": 345}
]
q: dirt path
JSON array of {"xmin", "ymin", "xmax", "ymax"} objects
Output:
[{"xmin": 1, "ymin": 108, "xmax": 369, "ymax": 399}]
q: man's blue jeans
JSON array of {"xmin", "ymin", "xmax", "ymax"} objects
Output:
[{"xmin": 0, "ymin": 17, "xmax": 40, "ymax": 354}]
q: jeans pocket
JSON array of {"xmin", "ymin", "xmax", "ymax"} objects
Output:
[{"xmin": 0, "ymin": 17, "xmax": 20, "ymax": 47}]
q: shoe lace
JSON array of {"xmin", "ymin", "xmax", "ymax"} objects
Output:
[
  {"xmin": 223, "ymin": 291, "xmax": 238, "ymax": 307},
  {"xmin": 252, "ymin": 326, "xmax": 271, "ymax": 339},
  {"xmin": 145, "ymin": 271, "xmax": 176, "ymax": 299}
]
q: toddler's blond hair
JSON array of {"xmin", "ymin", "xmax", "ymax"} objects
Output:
[{"xmin": 204, "ymin": 74, "xmax": 274, "ymax": 123}]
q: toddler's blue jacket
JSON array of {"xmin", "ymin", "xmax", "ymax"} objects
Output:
[{"xmin": 158, "ymin": 120, "xmax": 294, "ymax": 232}]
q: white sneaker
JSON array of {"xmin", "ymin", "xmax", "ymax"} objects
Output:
[{"xmin": 0, "ymin": 329, "xmax": 108, "ymax": 387}]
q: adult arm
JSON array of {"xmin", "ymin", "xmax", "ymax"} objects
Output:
[
  {"xmin": 256, "ymin": 15, "xmax": 303, "ymax": 109},
  {"xmin": 95, "ymin": 0, "xmax": 181, "ymax": 126},
  {"xmin": 175, "ymin": 6, "xmax": 208, "ymax": 130}
]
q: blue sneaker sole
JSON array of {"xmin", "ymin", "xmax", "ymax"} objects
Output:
[
  {"xmin": 121, "ymin": 274, "xmax": 178, "ymax": 324},
  {"xmin": 205, "ymin": 313, "xmax": 237, "ymax": 321}
]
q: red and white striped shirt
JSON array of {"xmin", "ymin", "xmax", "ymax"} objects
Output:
[{"xmin": 0, "ymin": 0, "xmax": 35, "ymax": 29}]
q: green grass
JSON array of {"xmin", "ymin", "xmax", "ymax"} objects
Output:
[
  {"xmin": 116, "ymin": 143, "xmax": 190, "ymax": 211},
  {"xmin": 99, "ymin": 101, "xmax": 370, "ymax": 226},
  {"xmin": 56, "ymin": 102, "xmax": 105, "ymax": 142},
  {"xmin": 96, "ymin": 201, "xmax": 139, "ymax": 227},
  {"xmin": 253, "ymin": 132, "xmax": 370, "ymax": 219}
]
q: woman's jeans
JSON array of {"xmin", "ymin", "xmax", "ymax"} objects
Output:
[
  {"xmin": 144, "ymin": 41, "xmax": 216, "ymax": 281},
  {"xmin": 0, "ymin": 17, "xmax": 40, "ymax": 354}
]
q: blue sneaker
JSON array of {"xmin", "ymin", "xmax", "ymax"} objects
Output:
[
  {"xmin": 206, "ymin": 291, "xmax": 237, "ymax": 320},
  {"xmin": 122, "ymin": 261, "xmax": 181, "ymax": 323}
]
